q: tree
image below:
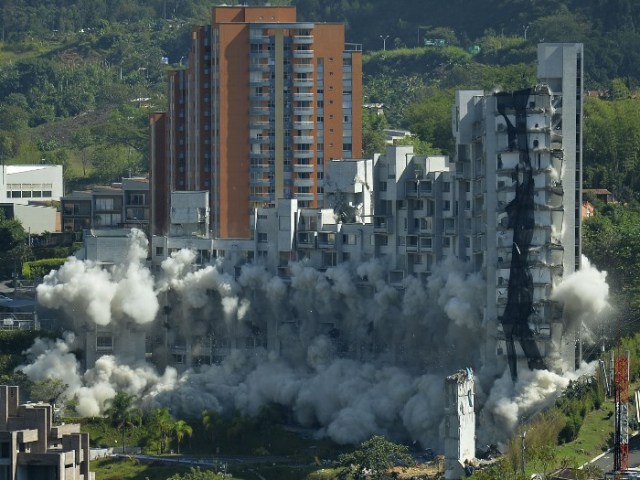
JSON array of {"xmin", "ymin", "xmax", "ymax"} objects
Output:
[
  {"xmin": 337, "ymin": 435, "xmax": 415, "ymax": 480},
  {"xmin": 71, "ymin": 127, "xmax": 94, "ymax": 177},
  {"xmin": 0, "ymin": 212, "xmax": 30, "ymax": 279},
  {"xmin": 202, "ymin": 409, "xmax": 221, "ymax": 447},
  {"xmin": 30, "ymin": 378, "xmax": 68, "ymax": 404},
  {"xmin": 362, "ymin": 109, "xmax": 387, "ymax": 158},
  {"xmin": 165, "ymin": 467, "xmax": 220, "ymax": 480},
  {"xmin": 105, "ymin": 392, "xmax": 141, "ymax": 453},
  {"xmin": 148, "ymin": 407, "xmax": 174, "ymax": 454},
  {"xmin": 172, "ymin": 419, "xmax": 193, "ymax": 454}
]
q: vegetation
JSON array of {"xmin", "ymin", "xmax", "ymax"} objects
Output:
[
  {"xmin": 22, "ymin": 258, "xmax": 67, "ymax": 279},
  {"xmin": 582, "ymin": 204, "xmax": 640, "ymax": 336},
  {"xmin": 105, "ymin": 392, "xmax": 143, "ymax": 454},
  {"xmin": 336, "ymin": 435, "xmax": 414, "ymax": 480}
]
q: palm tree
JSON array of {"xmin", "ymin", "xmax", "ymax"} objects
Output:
[
  {"xmin": 201, "ymin": 409, "xmax": 219, "ymax": 444},
  {"xmin": 105, "ymin": 392, "xmax": 141, "ymax": 454},
  {"xmin": 172, "ymin": 420, "xmax": 193, "ymax": 454},
  {"xmin": 149, "ymin": 407, "xmax": 174, "ymax": 454}
]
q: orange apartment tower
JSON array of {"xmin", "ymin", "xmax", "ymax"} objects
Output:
[{"xmin": 150, "ymin": 5, "xmax": 362, "ymax": 239}]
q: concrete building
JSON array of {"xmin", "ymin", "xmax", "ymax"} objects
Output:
[
  {"xmin": 0, "ymin": 385, "xmax": 93, "ymax": 480},
  {"xmin": 0, "ymin": 165, "xmax": 64, "ymax": 234},
  {"xmin": 443, "ymin": 369, "xmax": 475, "ymax": 480},
  {"xmin": 75, "ymin": 43, "xmax": 583, "ymax": 380},
  {"xmin": 150, "ymin": 5, "xmax": 363, "ymax": 239},
  {"xmin": 452, "ymin": 43, "xmax": 583, "ymax": 379},
  {"xmin": 61, "ymin": 178, "xmax": 150, "ymax": 235}
]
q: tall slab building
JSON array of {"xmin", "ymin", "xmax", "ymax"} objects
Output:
[
  {"xmin": 150, "ymin": 5, "xmax": 362, "ymax": 239},
  {"xmin": 453, "ymin": 43, "xmax": 583, "ymax": 379}
]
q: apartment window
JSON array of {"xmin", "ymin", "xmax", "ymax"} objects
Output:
[
  {"xmin": 443, "ymin": 182, "xmax": 451, "ymax": 192},
  {"xmin": 444, "ymin": 200, "xmax": 451, "ymax": 211},
  {"xmin": 96, "ymin": 335, "xmax": 113, "ymax": 350},
  {"xmin": 343, "ymin": 233, "xmax": 357, "ymax": 245},
  {"xmin": 443, "ymin": 237, "xmax": 451, "ymax": 248},
  {"xmin": 379, "ymin": 181, "xmax": 387, "ymax": 192},
  {"xmin": 155, "ymin": 246, "xmax": 164, "ymax": 256}
]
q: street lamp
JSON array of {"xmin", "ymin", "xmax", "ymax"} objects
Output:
[
  {"xmin": 379, "ymin": 35, "xmax": 389, "ymax": 51},
  {"xmin": 523, "ymin": 24, "xmax": 530, "ymax": 40}
]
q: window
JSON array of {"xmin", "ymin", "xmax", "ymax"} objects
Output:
[
  {"xmin": 443, "ymin": 237, "xmax": 451, "ymax": 248},
  {"xmin": 95, "ymin": 198, "xmax": 115, "ymax": 211},
  {"xmin": 443, "ymin": 182, "xmax": 451, "ymax": 193},
  {"xmin": 443, "ymin": 200, "xmax": 451, "ymax": 211},
  {"xmin": 258, "ymin": 233, "xmax": 268, "ymax": 243},
  {"xmin": 343, "ymin": 234, "xmax": 357, "ymax": 245},
  {"xmin": 96, "ymin": 335, "xmax": 113, "ymax": 350},
  {"xmin": 155, "ymin": 246, "xmax": 164, "ymax": 256},
  {"xmin": 379, "ymin": 181, "xmax": 387, "ymax": 192}
]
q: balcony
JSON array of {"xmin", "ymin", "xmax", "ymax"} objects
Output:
[
  {"xmin": 406, "ymin": 235, "xmax": 419, "ymax": 252},
  {"xmin": 297, "ymin": 232, "xmax": 316, "ymax": 248},
  {"xmin": 293, "ymin": 163, "xmax": 314, "ymax": 173},
  {"xmin": 293, "ymin": 107, "xmax": 314, "ymax": 116},
  {"xmin": 293, "ymin": 135, "xmax": 314, "ymax": 144},
  {"xmin": 250, "ymin": 63, "xmax": 271, "ymax": 72},
  {"xmin": 317, "ymin": 232, "xmax": 336, "ymax": 248},
  {"xmin": 293, "ymin": 78, "xmax": 314, "ymax": 88},
  {"xmin": 250, "ymin": 92, "xmax": 271, "ymax": 101},
  {"xmin": 250, "ymin": 136, "xmax": 270, "ymax": 144},
  {"xmin": 293, "ymin": 150, "xmax": 314, "ymax": 159},
  {"xmin": 293, "ymin": 92, "xmax": 314, "ymax": 102},
  {"xmin": 293, "ymin": 63, "xmax": 314, "ymax": 73},
  {"xmin": 294, "ymin": 179, "xmax": 315, "ymax": 188},
  {"xmin": 250, "ymin": 106, "xmax": 270, "ymax": 116},
  {"xmin": 293, "ymin": 49, "xmax": 314, "ymax": 59},
  {"xmin": 373, "ymin": 215, "xmax": 392, "ymax": 233},
  {"xmin": 293, "ymin": 121, "xmax": 314, "ymax": 129},
  {"xmin": 293, "ymin": 35, "xmax": 314, "ymax": 44}
]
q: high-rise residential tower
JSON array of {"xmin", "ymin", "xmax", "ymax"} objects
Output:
[
  {"xmin": 453, "ymin": 43, "xmax": 583, "ymax": 379},
  {"xmin": 150, "ymin": 5, "xmax": 362, "ymax": 239}
]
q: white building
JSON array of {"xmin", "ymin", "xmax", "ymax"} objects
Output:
[
  {"xmin": 452, "ymin": 43, "xmax": 583, "ymax": 379},
  {"xmin": 0, "ymin": 165, "xmax": 64, "ymax": 234},
  {"xmin": 444, "ymin": 369, "xmax": 475, "ymax": 480}
]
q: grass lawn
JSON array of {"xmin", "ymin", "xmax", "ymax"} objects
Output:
[
  {"xmin": 554, "ymin": 399, "xmax": 614, "ymax": 467},
  {"xmin": 93, "ymin": 457, "xmax": 203, "ymax": 480}
]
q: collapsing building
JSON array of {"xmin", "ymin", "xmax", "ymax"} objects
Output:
[
  {"xmin": 55, "ymin": 44, "xmax": 584, "ymax": 378},
  {"xmin": 453, "ymin": 43, "xmax": 583, "ymax": 378},
  {"xmin": 0, "ymin": 385, "xmax": 93, "ymax": 480},
  {"xmin": 444, "ymin": 369, "xmax": 475, "ymax": 480}
]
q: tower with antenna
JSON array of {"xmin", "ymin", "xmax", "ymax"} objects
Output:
[{"xmin": 613, "ymin": 350, "xmax": 630, "ymax": 473}]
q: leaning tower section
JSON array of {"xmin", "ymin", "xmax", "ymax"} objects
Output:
[{"xmin": 494, "ymin": 86, "xmax": 566, "ymax": 380}]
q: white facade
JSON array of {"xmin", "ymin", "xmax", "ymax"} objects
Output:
[
  {"xmin": 452, "ymin": 43, "xmax": 583, "ymax": 379},
  {"xmin": 13, "ymin": 204, "xmax": 58, "ymax": 234},
  {"xmin": 0, "ymin": 165, "xmax": 63, "ymax": 204},
  {"xmin": 444, "ymin": 369, "xmax": 475, "ymax": 480},
  {"xmin": 1, "ymin": 165, "xmax": 64, "ymax": 233}
]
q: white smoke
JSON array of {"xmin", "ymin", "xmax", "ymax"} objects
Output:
[
  {"xmin": 551, "ymin": 255, "xmax": 611, "ymax": 330},
  {"xmin": 25, "ymin": 234, "xmax": 612, "ymax": 449},
  {"xmin": 36, "ymin": 229, "xmax": 158, "ymax": 326}
]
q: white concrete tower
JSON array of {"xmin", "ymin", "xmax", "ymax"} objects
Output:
[{"xmin": 444, "ymin": 368, "xmax": 475, "ymax": 480}]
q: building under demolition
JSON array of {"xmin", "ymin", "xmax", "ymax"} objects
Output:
[{"xmin": 49, "ymin": 44, "xmax": 583, "ymax": 386}]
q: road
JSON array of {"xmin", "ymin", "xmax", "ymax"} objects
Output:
[{"xmin": 591, "ymin": 434, "xmax": 640, "ymax": 472}]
